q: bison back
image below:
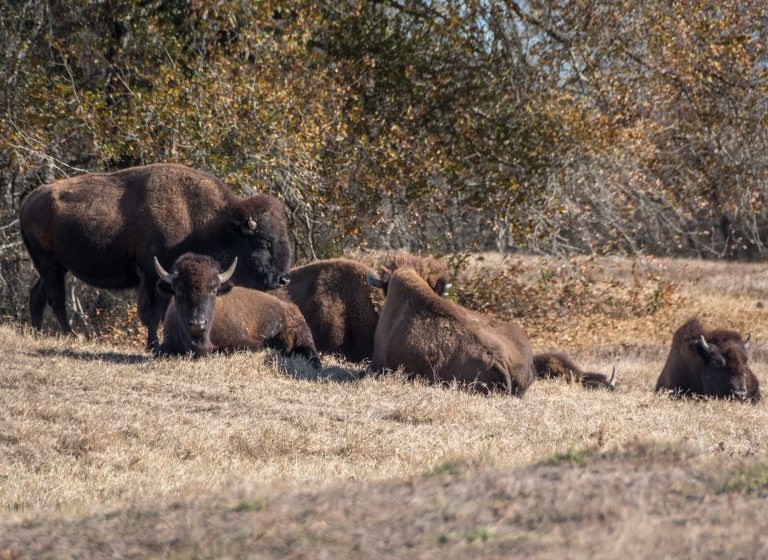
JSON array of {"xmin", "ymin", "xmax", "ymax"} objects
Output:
[{"xmin": 20, "ymin": 164, "xmax": 233, "ymax": 290}]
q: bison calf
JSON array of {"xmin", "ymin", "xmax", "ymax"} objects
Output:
[
  {"xmin": 369, "ymin": 256, "xmax": 535, "ymax": 395},
  {"xmin": 156, "ymin": 253, "xmax": 320, "ymax": 368},
  {"xmin": 656, "ymin": 317, "xmax": 760, "ymax": 403},
  {"xmin": 275, "ymin": 254, "xmax": 450, "ymax": 363},
  {"xmin": 533, "ymin": 352, "xmax": 616, "ymax": 390}
]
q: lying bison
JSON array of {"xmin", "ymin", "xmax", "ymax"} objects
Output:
[
  {"xmin": 277, "ymin": 254, "xmax": 449, "ymax": 363},
  {"xmin": 19, "ymin": 163, "xmax": 291, "ymax": 350},
  {"xmin": 368, "ymin": 256, "xmax": 534, "ymax": 395},
  {"xmin": 533, "ymin": 352, "xmax": 616, "ymax": 390},
  {"xmin": 655, "ymin": 317, "xmax": 760, "ymax": 403},
  {"xmin": 155, "ymin": 253, "xmax": 320, "ymax": 368}
]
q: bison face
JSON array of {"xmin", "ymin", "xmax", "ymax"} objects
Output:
[
  {"xmin": 156, "ymin": 254, "xmax": 236, "ymax": 345},
  {"xmin": 697, "ymin": 334, "xmax": 752, "ymax": 400},
  {"xmin": 228, "ymin": 196, "xmax": 292, "ymax": 291}
]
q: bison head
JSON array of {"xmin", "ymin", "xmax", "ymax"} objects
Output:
[
  {"xmin": 582, "ymin": 367, "xmax": 617, "ymax": 391},
  {"xmin": 225, "ymin": 194, "xmax": 292, "ymax": 290},
  {"xmin": 368, "ymin": 254, "xmax": 451, "ymax": 296},
  {"xmin": 696, "ymin": 332, "xmax": 752, "ymax": 401},
  {"xmin": 155, "ymin": 253, "xmax": 237, "ymax": 348}
]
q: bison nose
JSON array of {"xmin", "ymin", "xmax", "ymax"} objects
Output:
[
  {"xmin": 734, "ymin": 389, "xmax": 748, "ymax": 401},
  {"xmin": 277, "ymin": 273, "xmax": 290, "ymax": 287},
  {"xmin": 187, "ymin": 319, "xmax": 208, "ymax": 335}
]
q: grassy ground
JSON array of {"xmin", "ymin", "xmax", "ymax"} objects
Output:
[{"xmin": 1, "ymin": 254, "xmax": 767, "ymax": 558}]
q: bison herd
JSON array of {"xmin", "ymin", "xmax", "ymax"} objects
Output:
[{"xmin": 19, "ymin": 164, "xmax": 760, "ymax": 404}]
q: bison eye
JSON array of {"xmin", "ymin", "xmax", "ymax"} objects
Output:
[{"xmin": 210, "ymin": 290, "xmax": 217, "ymax": 297}]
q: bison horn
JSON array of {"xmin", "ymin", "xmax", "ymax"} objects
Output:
[
  {"xmin": 367, "ymin": 274, "xmax": 387, "ymax": 290},
  {"xmin": 608, "ymin": 366, "xmax": 617, "ymax": 387},
  {"xmin": 567, "ymin": 369, "xmax": 575, "ymax": 384},
  {"xmin": 247, "ymin": 216, "xmax": 258, "ymax": 230},
  {"xmin": 744, "ymin": 332, "xmax": 752, "ymax": 347},
  {"xmin": 218, "ymin": 257, "xmax": 238, "ymax": 284},
  {"xmin": 699, "ymin": 335, "xmax": 712, "ymax": 353},
  {"xmin": 154, "ymin": 257, "xmax": 176, "ymax": 284}
]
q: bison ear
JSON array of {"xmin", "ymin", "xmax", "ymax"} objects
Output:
[
  {"xmin": 231, "ymin": 215, "xmax": 258, "ymax": 236},
  {"xmin": 433, "ymin": 279, "xmax": 452, "ymax": 297},
  {"xmin": 157, "ymin": 280, "xmax": 175, "ymax": 296},
  {"xmin": 218, "ymin": 281, "xmax": 234, "ymax": 295},
  {"xmin": 367, "ymin": 274, "xmax": 388, "ymax": 291}
]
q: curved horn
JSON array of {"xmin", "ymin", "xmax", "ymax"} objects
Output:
[
  {"xmin": 699, "ymin": 335, "xmax": 711, "ymax": 353},
  {"xmin": 744, "ymin": 332, "xmax": 752, "ymax": 347},
  {"xmin": 218, "ymin": 257, "xmax": 238, "ymax": 284},
  {"xmin": 608, "ymin": 366, "xmax": 617, "ymax": 388},
  {"xmin": 154, "ymin": 257, "xmax": 176, "ymax": 284},
  {"xmin": 247, "ymin": 216, "xmax": 257, "ymax": 230},
  {"xmin": 567, "ymin": 369, "xmax": 575, "ymax": 384}
]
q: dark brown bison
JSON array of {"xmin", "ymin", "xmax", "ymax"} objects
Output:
[
  {"xmin": 533, "ymin": 352, "xmax": 617, "ymax": 390},
  {"xmin": 19, "ymin": 163, "xmax": 292, "ymax": 351},
  {"xmin": 368, "ymin": 256, "xmax": 534, "ymax": 395},
  {"xmin": 655, "ymin": 317, "xmax": 760, "ymax": 403},
  {"xmin": 274, "ymin": 254, "xmax": 449, "ymax": 363},
  {"xmin": 155, "ymin": 253, "xmax": 320, "ymax": 368}
]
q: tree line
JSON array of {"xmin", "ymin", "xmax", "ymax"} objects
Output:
[{"xmin": 1, "ymin": 0, "xmax": 767, "ymax": 321}]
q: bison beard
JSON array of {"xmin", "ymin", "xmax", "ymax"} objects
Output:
[{"xmin": 19, "ymin": 163, "xmax": 292, "ymax": 351}]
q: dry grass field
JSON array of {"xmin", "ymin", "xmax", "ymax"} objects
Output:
[{"xmin": 1, "ymin": 254, "xmax": 768, "ymax": 558}]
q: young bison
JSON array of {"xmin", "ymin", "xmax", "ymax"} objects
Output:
[
  {"xmin": 276, "ymin": 254, "xmax": 450, "ymax": 363},
  {"xmin": 533, "ymin": 352, "xmax": 616, "ymax": 390},
  {"xmin": 655, "ymin": 317, "xmax": 759, "ymax": 403},
  {"xmin": 369, "ymin": 256, "xmax": 534, "ymax": 395},
  {"xmin": 155, "ymin": 253, "xmax": 320, "ymax": 368}
]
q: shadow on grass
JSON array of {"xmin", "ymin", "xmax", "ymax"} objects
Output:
[
  {"xmin": 268, "ymin": 353, "xmax": 365, "ymax": 384},
  {"xmin": 32, "ymin": 347, "xmax": 149, "ymax": 365}
]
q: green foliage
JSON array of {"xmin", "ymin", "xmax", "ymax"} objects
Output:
[
  {"xmin": 544, "ymin": 446, "xmax": 594, "ymax": 466},
  {"xmin": 717, "ymin": 459, "xmax": 768, "ymax": 495}
]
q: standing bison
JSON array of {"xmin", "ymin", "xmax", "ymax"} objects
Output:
[
  {"xmin": 155, "ymin": 253, "xmax": 320, "ymax": 368},
  {"xmin": 533, "ymin": 352, "xmax": 617, "ymax": 391},
  {"xmin": 19, "ymin": 163, "xmax": 292, "ymax": 351},
  {"xmin": 369, "ymin": 256, "xmax": 535, "ymax": 395},
  {"xmin": 655, "ymin": 317, "xmax": 760, "ymax": 403},
  {"xmin": 277, "ymin": 254, "xmax": 449, "ymax": 363}
]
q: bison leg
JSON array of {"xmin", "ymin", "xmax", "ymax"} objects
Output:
[
  {"xmin": 23, "ymin": 240, "xmax": 71, "ymax": 333},
  {"xmin": 136, "ymin": 275, "xmax": 169, "ymax": 352},
  {"xmin": 29, "ymin": 277, "xmax": 48, "ymax": 330},
  {"xmin": 44, "ymin": 263, "xmax": 72, "ymax": 334}
]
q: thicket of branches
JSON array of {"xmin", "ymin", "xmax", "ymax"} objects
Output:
[{"xmin": 2, "ymin": 0, "xmax": 768, "ymax": 323}]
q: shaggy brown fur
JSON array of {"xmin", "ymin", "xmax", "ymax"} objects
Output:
[
  {"xmin": 20, "ymin": 163, "xmax": 292, "ymax": 351},
  {"xmin": 656, "ymin": 317, "xmax": 760, "ymax": 403},
  {"xmin": 533, "ymin": 352, "xmax": 616, "ymax": 391},
  {"xmin": 371, "ymin": 258, "xmax": 534, "ymax": 395},
  {"xmin": 158, "ymin": 253, "xmax": 320, "ymax": 368},
  {"xmin": 275, "ymin": 255, "xmax": 449, "ymax": 363}
]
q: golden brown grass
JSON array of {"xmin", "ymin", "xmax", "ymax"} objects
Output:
[{"xmin": 1, "ymin": 254, "xmax": 768, "ymax": 558}]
